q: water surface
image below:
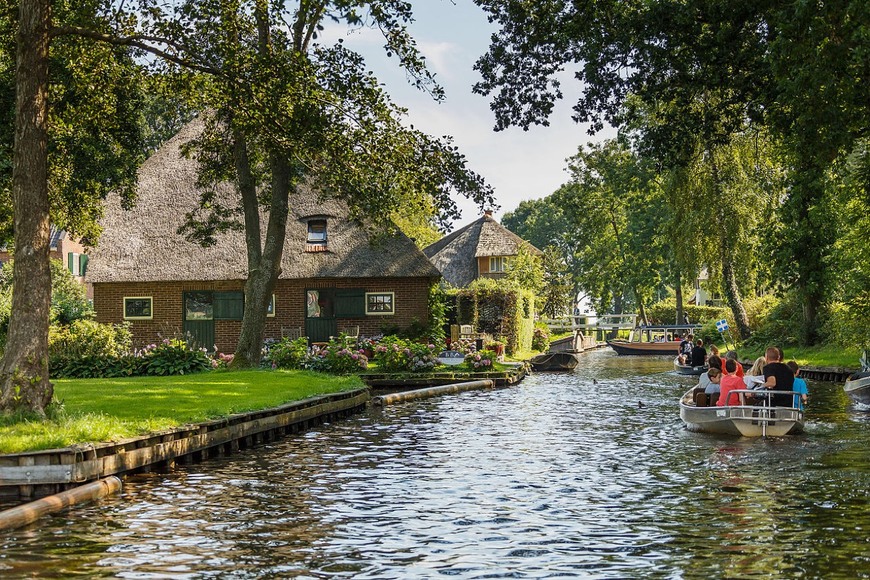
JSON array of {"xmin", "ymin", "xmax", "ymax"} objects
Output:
[{"xmin": 1, "ymin": 350, "xmax": 867, "ymax": 578}]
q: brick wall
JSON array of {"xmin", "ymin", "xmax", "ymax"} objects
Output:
[{"xmin": 93, "ymin": 277, "xmax": 433, "ymax": 350}]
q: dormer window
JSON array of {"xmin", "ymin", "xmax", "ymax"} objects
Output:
[{"xmin": 306, "ymin": 219, "xmax": 327, "ymax": 252}]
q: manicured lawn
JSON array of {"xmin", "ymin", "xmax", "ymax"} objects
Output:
[{"xmin": 0, "ymin": 370, "xmax": 364, "ymax": 454}]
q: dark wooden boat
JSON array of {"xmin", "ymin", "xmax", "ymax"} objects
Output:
[
  {"xmin": 844, "ymin": 373, "xmax": 870, "ymax": 405},
  {"xmin": 607, "ymin": 324, "xmax": 701, "ymax": 356},
  {"xmin": 530, "ymin": 352, "xmax": 579, "ymax": 371},
  {"xmin": 674, "ymin": 358, "xmax": 707, "ymax": 376}
]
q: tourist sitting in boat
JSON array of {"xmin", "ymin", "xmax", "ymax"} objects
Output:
[
  {"xmin": 678, "ymin": 334, "xmax": 694, "ymax": 364},
  {"xmin": 717, "ymin": 359, "xmax": 745, "ymax": 406},
  {"xmin": 787, "ymin": 361, "xmax": 808, "ymax": 411},
  {"xmin": 709, "ymin": 345, "xmax": 720, "ymax": 359},
  {"xmin": 762, "ymin": 346, "xmax": 795, "ymax": 407},
  {"xmin": 723, "ymin": 351, "xmax": 744, "ymax": 378},
  {"xmin": 742, "ymin": 356, "xmax": 767, "ymax": 388},
  {"xmin": 700, "ymin": 357, "xmax": 723, "ymax": 394},
  {"xmin": 690, "ymin": 339, "xmax": 707, "ymax": 367}
]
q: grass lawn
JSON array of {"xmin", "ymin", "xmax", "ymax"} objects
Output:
[
  {"xmin": 0, "ymin": 370, "xmax": 364, "ymax": 454},
  {"xmin": 738, "ymin": 344, "xmax": 862, "ymax": 368}
]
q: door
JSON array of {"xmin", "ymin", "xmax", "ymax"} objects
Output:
[
  {"xmin": 183, "ymin": 291, "xmax": 215, "ymax": 350},
  {"xmin": 305, "ymin": 289, "xmax": 337, "ymax": 343}
]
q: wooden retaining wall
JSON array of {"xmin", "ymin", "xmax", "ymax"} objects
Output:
[
  {"xmin": 0, "ymin": 389, "xmax": 369, "ymax": 502},
  {"xmin": 800, "ymin": 366, "xmax": 857, "ymax": 382},
  {"xmin": 363, "ymin": 364, "xmax": 527, "ymax": 389}
]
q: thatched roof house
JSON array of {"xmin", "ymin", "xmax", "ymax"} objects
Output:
[
  {"xmin": 90, "ymin": 117, "xmax": 440, "ymax": 350},
  {"xmin": 422, "ymin": 211, "xmax": 542, "ymax": 288}
]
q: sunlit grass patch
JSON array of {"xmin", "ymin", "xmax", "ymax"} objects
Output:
[{"xmin": 0, "ymin": 370, "xmax": 364, "ymax": 453}]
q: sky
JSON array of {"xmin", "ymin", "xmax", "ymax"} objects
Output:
[{"xmin": 322, "ymin": 0, "xmax": 615, "ymax": 230}]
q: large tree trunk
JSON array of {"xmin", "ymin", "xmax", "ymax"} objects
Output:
[
  {"xmin": 230, "ymin": 147, "xmax": 290, "ymax": 368},
  {"xmin": 0, "ymin": 0, "xmax": 53, "ymax": 414},
  {"xmin": 721, "ymin": 253, "xmax": 751, "ymax": 339}
]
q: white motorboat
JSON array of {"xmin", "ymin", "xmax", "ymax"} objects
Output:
[{"xmin": 679, "ymin": 387, "xmax": 804, "ymax": 437}]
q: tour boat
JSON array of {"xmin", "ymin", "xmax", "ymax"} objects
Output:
[
  {"xmin": 607, "ymin": 324, "xmax": 701, "ymax": 356},
  {"xmin": 844, "ymin": 373, "xmax": 870, "ymax": 405},
  {"xmin": 679, "ymin": 388, "xmax": 804, "ymax": 437},
  {"xmin": 674, "ymin": 358, "xmax": 707, "ymax": 376},
  {"xmin": 529, "ymin": 352, "xmax": 579, "ymax": 372}
]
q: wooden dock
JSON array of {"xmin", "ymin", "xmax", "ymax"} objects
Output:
[{"xmin": 0, "ymin": 388, "xmax": 369, "ymax": 501}]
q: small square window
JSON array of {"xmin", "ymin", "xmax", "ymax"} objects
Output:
[
  {"xmin": 267, "ymin": 294, "xmax": 276, "ymax": 317},
  {"xmin": 124, "ymin": 297, "xmax": 153, "ymax": 320},
  {"xmin": 307, "ymin": 220, "xmax": 327, "ymax": 243},
  {"xmin": 489, "ymin": 256, "xmax": 508, "ymax": 273},
  {"xmin": 365, "ymin": 292, "xmax": 395, "ymax": 315}
]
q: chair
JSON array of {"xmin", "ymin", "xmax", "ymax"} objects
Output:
[
  {"xmin": 330, "ymin": 326, "xmax": 359, "ymax": 344},
  {"xmin": 281, "ymin": 327, "xmax": 303, "ymax": 340},
  {"xmin": 459, "ymin": 325, "xmax": 475, "ymax": 340}
]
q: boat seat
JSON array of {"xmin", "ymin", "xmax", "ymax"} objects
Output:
[
  {"xmin": 694, "ymin": 392, "xmax": 708, "ymax": 407},
  {"xmin": 709, "ymin": 393, "xmax": 720, "ymax": 406}
]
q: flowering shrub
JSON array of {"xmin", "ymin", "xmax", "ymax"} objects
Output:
[
  {"xmin": 304, "ymin": 341, "xmax": 368, "ymax": 374},
  {"xmin": 532, "ymin": 327, "xmax": 550, "ymax": 352},
  {"xmin": 263, "ymin": 337, "xmax": 309, "ymax": 370},
  {"xmin": 139, "ymin": 338, "xmax": 212, "ymax": 376},
  {"xmin": 211, "ymin": 352, "xmax": 235, "ymax": 369},
  {"xmin": 371, "ymin": 336, "xmax": 439, "ymax": 373},
  {"xmin": 465, "ymin": 349, "xmax": 496, "ymax": 370}
]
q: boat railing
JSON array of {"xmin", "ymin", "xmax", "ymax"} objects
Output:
[{"xmin": 720, "ymin": 388, "xmax": 802, "ymax": 409}]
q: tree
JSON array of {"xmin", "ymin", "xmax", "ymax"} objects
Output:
[
  {"xmin": 149, "ymin": 1, "xmax": 494, "ymax": 367},
  {"xmin": 0, "ymin": 1, "xmax": 148, "ymax": 413},
  {"xmin": 473, "ymin": 0, "xmax": 869, "ymax": 343},
  {"xmin": 505, "ymin": 242, "xmax": 543, "ymax": 294},
  {"xmin": 539, "ymin": 246, "xmax": 572, "ymax": 318}
]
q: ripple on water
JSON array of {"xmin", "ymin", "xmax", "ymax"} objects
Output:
[{"xmin": 1, "ymin": 350, "xmax": 869, "ymax": 578}]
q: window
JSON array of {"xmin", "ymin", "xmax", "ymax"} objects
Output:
[
  {"xmin": 68, "ymin": 252, "xmax": 80, "ymax": 275},
  {"xmin": 214, "ymin": 291, "xmax": 244, "ymax": 320},
  {"xmin": 306, "ymin": 220, "xmax": 327, "ymax": 251},
  {"xmin": 366, "ymin": 292, "xmax": 395, "ymax": 315},
  {"xmin": 185, "ymin": 291, "xmax": 213, "ymax": 321},
  {"xmin": 489, "ymin": 256, "xmax": 508, "ymax": 273},
  {"xmin": 266, "ymin": 294, "xmax": 276, "ymax": 317},
  {"xmin": 124, "ymin": 297, "xmax": 153, "ymax": 320}
]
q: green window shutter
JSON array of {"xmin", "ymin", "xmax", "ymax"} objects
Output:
[
  {"xmin": 214, "ymin": 291, "xmax": 244, "ymax": 320},
  {"xmin": 79, "ymin": 254, "xmax": 88, "ymax": 277},
  {"xmin": 67, "ymin": 252, "xmax": 74, "ymax": 273},
  {"xmin": 335, "ymin": 289, "xmax": 365, "ymax": 318}
]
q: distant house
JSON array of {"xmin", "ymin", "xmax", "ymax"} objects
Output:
[
  {"xmin": 87, "ymin": 119, "xmax": 440, "ymax": 351},
  {"xmin": 422, "ymin": 211, "xmax": 543, "ymax": 288},
  {"xmin": 0, "ymin": 226, "xmax": 90, "ymax": 296}
]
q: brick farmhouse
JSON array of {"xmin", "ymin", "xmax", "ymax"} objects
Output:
[{"xmin": 88, "ymin": 118, "xmax": 440, "ymax": 352}]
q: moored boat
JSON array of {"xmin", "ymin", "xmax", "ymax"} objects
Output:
[
  {"xmin": 844, "ymin": 373, "xmax": 870, "ymax": 405},
  {"xmin": 674, "ymin": 357, "xmax": 707, "ymax": 375},
  {"xmin": 529, "ymin": 352, "xmax": 579, "ymax": 372},
  {"xmin": 679, "ymin": 388, "xmax": 804, "ymax": 437}
]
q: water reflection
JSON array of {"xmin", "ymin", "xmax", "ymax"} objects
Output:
[{"xmin": 1, "ymin": 350, "xmax": 869, "ymax": 578}]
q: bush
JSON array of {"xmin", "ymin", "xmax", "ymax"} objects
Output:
[
  {"xmin": 371, "ymin": 336, "xmax": 438, "ymax": 373},
  {"xmin": 305, "ymin": 341, "xmax": 368, "ymax": 374},
  {"xmin": 532, "ymin": 325, "xmax": 550, "ymax": 352},
  {"xmin": 264, "ymin": 337, "xmax": 309, "ymax": 370},
  {"xmin": 138, "ymin": 338, "xmax": 212, "ymax": 376},
  {"xmin": 464, "ymin": 349, "xmax": 496, "ymax": 370},
  {"xmin": 646, "ymin": 297, "xmax": 729, "ymax": 326}
]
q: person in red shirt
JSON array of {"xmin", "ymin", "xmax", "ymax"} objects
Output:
[
  {"xmin": 723, "ymin": 350, "xmax": 744, "ymax": 378},
  {"xmin": 718, "ymin": 359, "xmax": 746, "ymax": 406}
]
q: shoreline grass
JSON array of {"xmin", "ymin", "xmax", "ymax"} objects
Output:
[
  {"xmin": 737, "ymin": 344, "xmax": 861, "ymax": 368},
  {"xmin": 0, "ymin": 370, "xmax": 364, "ymax": 454}
]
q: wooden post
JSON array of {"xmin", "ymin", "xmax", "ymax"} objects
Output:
[{"xmin": 0, "ymin": 476, "xmax": 122, "ymax": 531}]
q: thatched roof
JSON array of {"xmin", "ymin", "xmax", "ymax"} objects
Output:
[
  {"xmin": 88, "ymin": 117, "xmax": 440, "ymax": 283},
  {"xmin": 422, "ymin": 213, "xmax": 542, "ymax": 287}
]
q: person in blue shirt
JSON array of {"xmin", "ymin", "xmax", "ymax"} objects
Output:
[{"xmin": 786, "ymin": 360, "xmax": 809, "ymax": 410}]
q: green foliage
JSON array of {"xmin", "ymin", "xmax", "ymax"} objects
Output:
[
  {"xmin": 139, "ymin": 338, "xmax": 212, "ymax": 376},
  {"xmin": 456, "ymin": 278, "xmax": 534, "ymax": 355},
  {"xmin": 48, "ymin": 259, "xmax": 93, "ymax": 325},
  {"xmin": 505, "ymin": 242, "xmax": 544, "ymax": 293},
  {"xmin": 426, "ymin": 283, "xmax": 449, "ymax": 345},
  {"xmin": 539, "ymin": 246, "xmax": 573, "ymax": 318},
  {"xmin": 263, "ymin": 337, "xmax": 309, "ymax": 370},
  {"xmin": 49, "ymin": 319, "xmax": 131, "ymax": 359},
  {"xmin": 532, "ymin": 325, "xmax": 550, "ymax": 352},
  {"xmin": 646, "ymin": 297, "xmax": 729, "ymax": 328},
  {"xmin": 371, "ymin": 336, "xmax": 437, "ymax": 373},
  {"xmin": 305, "ymin": 342, "xmax": 368, "ymax": 375}
]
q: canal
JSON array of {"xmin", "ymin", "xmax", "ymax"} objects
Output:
[{"xmin": 1, "ymin": 349, "xmax": 868, "ymax": 578}]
